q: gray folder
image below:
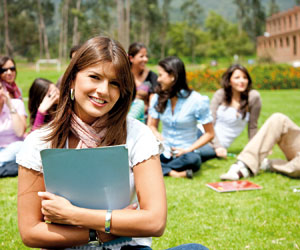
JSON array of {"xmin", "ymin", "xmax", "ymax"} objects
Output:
[{"xmin": 41, "ymin": 145, "xmax": 130, "ymax": 210}]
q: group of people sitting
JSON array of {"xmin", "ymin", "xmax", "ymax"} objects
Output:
[
  {"xmin": 1, "ymin": 41, "xmax": 299, "ymax": 181},
  {"xmin": 0, "ymin": 56, "xmax": 59, "ymax": 177},
  {"xmin": 127, "ymin": 42, "xmax": 300, "ymax": 180},
  {"xmin": 1, "ymin": 36, "xmax": 298, "ymax": 250}
]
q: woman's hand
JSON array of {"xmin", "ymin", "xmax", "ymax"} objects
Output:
[
  {"xmin": 38, "ymin": 85, "xmax": 59, "ymax": 113},
  {"xmin": 38, "ymin": 192, "xmax": 75, "ymax": 225},
  {"xmin": 215, "ymin": 147, "xmax": 227, "ymax": 158},
  {"xmin": 172, "ymin": 147, "xmax": 189, "ymax": 157}
]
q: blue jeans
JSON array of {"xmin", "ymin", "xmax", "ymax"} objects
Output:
[
  {"xmin": 160, "ymin": 152, "xmax": 201, "ymax": 176},
  {"xmin": 160, "ymin": 144, "xmax": 216, "ymax": 176},
  {"xmin": 120, "ymin": 243, "xmax": 208, "ymax": 250},
  {"xmin": 0, "ymin": 141, "xmax": 23, "ymax": 167}
]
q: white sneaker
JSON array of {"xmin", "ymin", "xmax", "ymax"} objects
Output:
[
  {"xmin": 220, "ymin": 161, "xmax": 250, "ymax": 180},
  {"xmin": 260, "ymin": 158, "xmax": 271, "ymax": 171}
]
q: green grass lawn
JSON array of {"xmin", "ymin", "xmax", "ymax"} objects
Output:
[{"xmin": 0, "ymin": 66, "xmax": 300, "ymax": 249}]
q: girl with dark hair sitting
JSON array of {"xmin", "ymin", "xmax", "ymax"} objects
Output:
[
  {"xmin": 199, "ymin": 64, "xmax": 261, "ymax": 162},
  {"xmin": 0, "ymin": 56, "xmax": 22, "ymax": 99},
  {"xmin": 28, "ymin": 78, "xmax": 59, "ymax": 131},
  {"xmin": 147, "ymin": 56, "xmax": 214, "ymax": 179}
]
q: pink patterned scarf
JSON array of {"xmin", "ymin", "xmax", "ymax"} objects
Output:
[
  {"xmin": 2, "ymin": 81, "xmax": 22, "ymax": 99},
  {"xmin": 70, "ymin": 112, "xmax": 107, "ymax": 149}
]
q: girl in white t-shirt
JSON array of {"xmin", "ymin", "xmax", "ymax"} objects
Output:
[{"xmin": 16, "ymin": 36, "xmax": 208, "ymax": 250}]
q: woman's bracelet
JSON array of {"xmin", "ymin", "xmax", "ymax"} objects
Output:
[{"xmin": 105, "ymin": 210, "xmax": 112, "ymax": 234}]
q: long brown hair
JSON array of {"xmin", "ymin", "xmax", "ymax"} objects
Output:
[
  {"xmin": 45, "ymin": 36, "xmax": 134, "ymax": 148},
  {"xmin": 221, "ymin": 64, "xmax": 252, "ymax": 119},
  {"xmin": 28, "ymin": 78, "xmax": 55, "ymax": 126},
  {"xmin": 155, "ymin": 56, "xmax": 191, "ymax": 113}
]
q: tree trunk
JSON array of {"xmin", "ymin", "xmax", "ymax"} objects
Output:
[
  {"xmin": 123, "ymin": 0, "xmax": 130, "ymax": 51},
  {"xmin": 72, "ymin": 0, "xmax": 81, "ymax": 46},
  {"xmin": 37, "ymin": 0, "xmax": 43, "ymax": 58},
  {"xmin": 37, "ymin": 0, "xmax": 50, "ymax": 59},
  {"xmin": 3, "ymin": 0, "xmax": 13, "ymax": 56},
  {"xmin": 62, "ymin": 0, "xmax": 70, "ymax": 61},
  {"xmin": 117, "ymin": 0, "xmax": 124, "ymax": 46}
]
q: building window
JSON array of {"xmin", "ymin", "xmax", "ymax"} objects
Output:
[
  {"xmin": 269, "ymin": 40, "xmax": 272, "ymax": 47},
  {"xmin": 274, "ymin": 39, "xmax": 277, "ymax": 48},
  {"xmin": 278, "ymin": 19, "xmax": 281, "ymax": 31},
  {"xmin": 280, "ymin": 38, "xmax": 283, "ymax": 47},
  {"xmin": 264, "ymin": 40, "xmax": 266, "ymax": 48},
  {"xmin": 296, "ymin": 14, "xmax": 298, "ymax": 27},
  {"xmin": 284, "ymin": 17, "xmax": 286, "ymax": 30},
  {"xmin": 287, "ymin": 37, "xmax": 290, "ymax": 47},
  {"xmin": 293, "ymin": 35, "xmax": 297, "ymax": 55},
  {"xmin": 289, "ymin": 15, "xmax": 292, "ymax": 28}
]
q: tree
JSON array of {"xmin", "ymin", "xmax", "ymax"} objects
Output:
[
  {"xmin": 295, "ymin": 0, "xmax": 300, "ymax": 5},
  {"xmin": 116, "ymin": 0, "xmax": 130, "ymax": 50},
  {"xmin": 72, "ymin": 0, "xmax": 81, "ymax": 46},
  {"xmin": 160, "ymin": 0, "xmax": 172, "ymax": 59},
  {"xmin": 37, "ymin": 0, "xmax": 50, "ymax": 59},
  {"xmin": 3, "ymin": 0, "xmax": 13, "ymax": 56},
  {"xmin": 268, "ymin": 0, "xmax": 279, "ymax": 16},
  {"xmin": 59, "ymin": 0, "xmax": 70, "ymax": 62},
  {"xmin": 181, "ymin": 0, "xmax": 203, "ymax": 62},
  {"xmin": 233, "ymin": 0, "xmax": 265, "ymax": 44}
]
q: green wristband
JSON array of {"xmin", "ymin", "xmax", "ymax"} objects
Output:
[{"xmin": 105, "ymin": 210, "xmax": 112, "ymax": 234}]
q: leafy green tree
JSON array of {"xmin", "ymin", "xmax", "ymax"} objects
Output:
[
  {"xmin": 204, "ymin": 11, "xmax": 253, "ymax": 58},
  {"xmin": 233, "ymin": 0, "xmax": 265, "ymax": 44},
  {"xmin": 180, "ymin": 0, "xmax": 203, "ymax": 62}
]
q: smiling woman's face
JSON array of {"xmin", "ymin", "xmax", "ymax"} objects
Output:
[
  {"xmin": 72, "ymin": 62, "xmax": 120, "ymax": 125},
  {"xmin": 0, "ymin": 60, "xmax": 16, "ymax": 84},
  {"xmin": 230, "ymin": 69, "xmax": 249, "ymax": 93}
]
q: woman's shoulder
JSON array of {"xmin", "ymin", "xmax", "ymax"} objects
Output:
[
  {"xmin": 190, "ymin": 90, "xmax": 210, "ymax": 103},
  {"xmin": 126, "ymin": 117, "xmax": 162, "ymax": 166},
  {"xmin": 248, "ymin": 89, "xmax": 261, "ymax": 104},
  {"xmin": 249, "ymin": 89, "xmax": 261, "ymax": 99},
  {"xmin": 212, "ymin": 88, "xmax": 225, "ymax": 99},
  {"xmin": 23, "ymin": 127, "xmax": 52, "ymax": 148},
  {"xmin": 147, "ymin": 70, "xmax": 158, "ymax": 79}
]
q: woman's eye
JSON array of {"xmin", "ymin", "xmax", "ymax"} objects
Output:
[
  {"xmin": 110, "ymin": 81, "xmax": 120, "ymax": 87},
  {"xmin": 89, "ymin": 75, "xmax": 100, "ymax": 80}
]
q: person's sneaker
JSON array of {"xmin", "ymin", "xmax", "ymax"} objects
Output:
[
  {"xmin": 220, "ymin": 161, "xmax": 250, "ymax": 181},
  {"xmin": 260, "ymin": 158, "xmax": 271, "ymax": 171}
]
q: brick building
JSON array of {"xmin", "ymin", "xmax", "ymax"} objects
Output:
[{"xmin": 257, "ymin": 6, "xmax": 300, "ymax": 63}]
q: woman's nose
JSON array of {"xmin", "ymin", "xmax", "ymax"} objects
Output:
[{"xmin": 96, "ymin": 80, "xmax": 109, "ymax": 95}]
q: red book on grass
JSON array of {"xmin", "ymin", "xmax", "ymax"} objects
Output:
[{"xmin": 206, "ymin": 180, "xmax": 262, "ymax": 192}]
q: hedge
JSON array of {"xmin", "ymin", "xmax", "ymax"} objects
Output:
[{"xmin": 187, "ymin": 64, "xmax": 300, "ymax": 91}]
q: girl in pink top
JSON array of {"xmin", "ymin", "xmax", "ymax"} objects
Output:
[
  {"xmin": 28, "ymin": 78, "xmax": 59, "ymax": 131},
  {"xmin": 0, "ymin": 81, "xmax": 26, "ymax": 174}
]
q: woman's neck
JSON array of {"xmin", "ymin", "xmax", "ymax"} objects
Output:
[
  {"xmin": 131, "ymin": 66, "xmax": 144, "ymax": 77},
  {"xmin": 231, "ymin": 90, "xmax": 241, "ymax": 102}
]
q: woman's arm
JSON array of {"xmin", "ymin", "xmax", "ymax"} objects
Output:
[
  {"xmin": 248, "ymin": 90, "xmax": 262, "ymax": 139},
  {"xmin": 5, "ymin": 94, "xmax": 26, "ymax": 137},
  {"xmin": 18, "ymin": 166, "xmax": 89, "ymax": 249},
  {"xmin": 210, "ymin": 89, "xmax": 223, "ymax": 125},
  {"xmin": 174, "ymin": 122, "xmax": 215, "ymax": 157},
  {"xmin": 147, "ymin": 115, "xmax": 163, "ymax": 141},
  {"xmin": 39, "ymin": 155, "xmax": 167, "ymax": 237}
]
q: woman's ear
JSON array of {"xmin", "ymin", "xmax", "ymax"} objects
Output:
[{"xmin": 129, "ymin": 55, "xmax": 134, "ymax": 64}]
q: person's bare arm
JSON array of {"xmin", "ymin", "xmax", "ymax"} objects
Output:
[
  {"xmin": 18, "ymin": 166, "xmax": 89, "ymax": 249},
  {"xmin": 173, "ymin": 123, "xmax": 215, "ymax": 157},
  {"xmin": 147, "ymin": 115, "xmax": 163, "ymax": 141},
  {"xmin": 38, "ymin": 155, "xmax": 167, "ymax": 237}
]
